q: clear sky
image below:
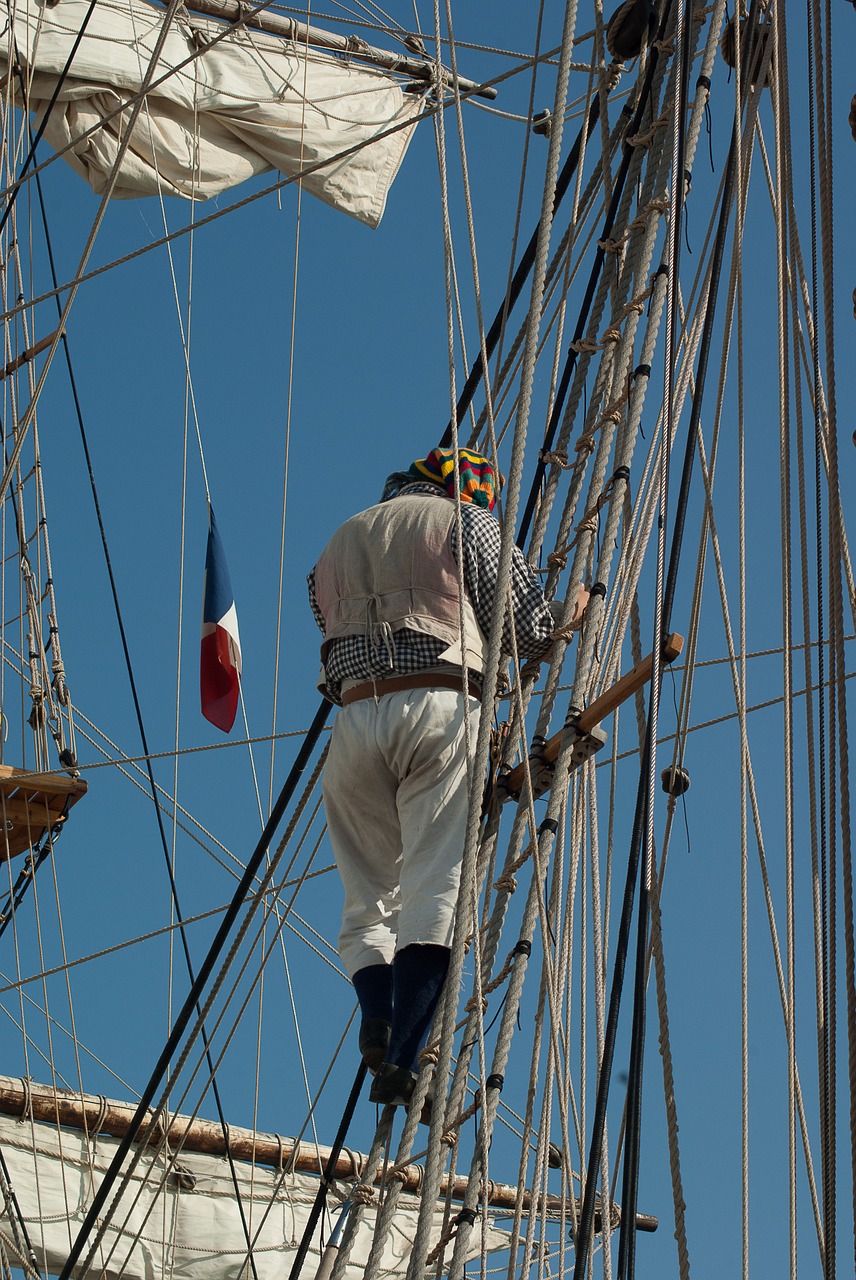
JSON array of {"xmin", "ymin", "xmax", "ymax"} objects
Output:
[{"xmin": 2, "ymin": 2, "xmax": 856, "ymax": 1277}]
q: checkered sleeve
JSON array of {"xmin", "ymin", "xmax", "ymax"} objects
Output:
[
  {"xmin": 307, "ymin": 567, "xmax": 326, "ymax": 634},
  {"xmin": 458, "ymin": 505, "xmax": 554, "ymax": 660}
]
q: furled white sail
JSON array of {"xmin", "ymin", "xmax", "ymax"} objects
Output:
[
  {"xmin": 1, "ymin": 0, "xmax": 422, "ymax": 226},
  {"xmin": 0, "ymin": 1113, "xmax": 509, "ymax": 1278}
]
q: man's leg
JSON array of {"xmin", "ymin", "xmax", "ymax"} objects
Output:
[
  {"xmin": 369, "ymin": 689, "xmax": 478, "ymax": 1107},
  {"xmin": 323, "ymin": 703, "xmax": 403, "ymax": 1068},
  {"xmin": 352, "ymin": 964, "xmax": 394, "ymax": 1072},
  {"xmin": 387, "ymin": 943, "xmax": 450, "ymax": 1070}
]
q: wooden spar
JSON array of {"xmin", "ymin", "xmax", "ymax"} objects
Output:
[
  {"xmin": 0, "ymin": 1075, "xmax": 657, "ymax": 1232},
  {"xmin": 165, "ymin": 0, "xmax": 497, "ymax": 99},
  {"xmin": 0, "ymin": 330, "xmax": 61, "ymax": 381},
  {"xmin": 503, "ymin": 633, "xmax": 685, "ymax": 799}
]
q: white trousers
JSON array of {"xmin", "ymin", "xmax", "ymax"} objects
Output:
[{"xmin": 322, "ymin": 688, "xmax": 480, "ymax": 977}]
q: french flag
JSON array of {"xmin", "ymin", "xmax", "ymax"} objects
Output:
[{"xmin": 201, "ymin": 506, "xmax": 242, "ymax": 732}]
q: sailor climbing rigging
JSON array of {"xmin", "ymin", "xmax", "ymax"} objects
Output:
[{"xmin": 308, "ymin": 446, "xmax": 556, "ymax": 1112}]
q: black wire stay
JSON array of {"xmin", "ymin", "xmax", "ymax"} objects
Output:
[{"xmin": 0, "ymin": 811, "xmax": 70, "ymax": 945}]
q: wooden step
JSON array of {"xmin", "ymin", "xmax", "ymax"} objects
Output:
[
  {"xmin": 0, "ymin": 765, "xmax": 87, "ymax": 861},
  {"xmin": 503, "ymin": 633, "xmax": 684, "ymax": 800}
]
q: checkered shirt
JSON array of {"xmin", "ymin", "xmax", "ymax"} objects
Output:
[{"xmin": 307, "ymin": 483, "xmax": 554, "ymax": 704}]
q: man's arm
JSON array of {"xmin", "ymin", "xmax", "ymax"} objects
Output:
[
  {"xmin": 457, "ymin": 506, "xmax": 554, "ymax": 660},
  {"xmin": 307, "ymin": 568, "xmax": 327, "ymax": 635}
]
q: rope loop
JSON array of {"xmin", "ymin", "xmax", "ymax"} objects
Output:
[
  {"xmin": 542, "ymin": 448, "xmax": 570, "ymax": 469},
  {"xmin": 352, "ymin": 1183, "xmax": 376, "ymax": 1205},
  {"xmin": 627, "ymin": 106, "xmax": 671, "ymax": 148},
  {"xmin": 90, "ymin": 1095, "xmax": 109, "ymax": 1147}
]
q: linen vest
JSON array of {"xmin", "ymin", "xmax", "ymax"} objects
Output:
[{"xmin": 314, "ymin": 494, "xmax": 486, "ymax": 674}]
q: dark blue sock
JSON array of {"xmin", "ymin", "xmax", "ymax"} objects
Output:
[
  {"xmin": 388, "ymin": 944, "xmax": 451, "ymax": 1072},
  {"xmin": 352, "ymin": 963, "xmax": 394, "ymax": 1023}
]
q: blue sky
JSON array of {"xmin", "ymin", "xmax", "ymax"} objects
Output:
[{"xmin": 2, "ymin": 2, "xmax": 856, "ymax": 1276}]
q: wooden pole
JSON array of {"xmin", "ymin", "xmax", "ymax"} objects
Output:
[{"xmin": 0, "ymin": 1075, "xmax": 656, "ymax": 1230}]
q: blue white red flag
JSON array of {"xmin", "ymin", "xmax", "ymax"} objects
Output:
[{"xmin": 201, "ymin": 506, "xmax": 242, "ymax": 732}]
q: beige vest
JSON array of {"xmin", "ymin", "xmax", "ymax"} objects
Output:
[{"xmin": 314, "ymin": 494, "xmax": 485, "ymax": 673}]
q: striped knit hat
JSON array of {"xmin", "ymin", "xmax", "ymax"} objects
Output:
[{"xmin": 408, "ymin": 447, "xmax": 499, "ymax": 511}]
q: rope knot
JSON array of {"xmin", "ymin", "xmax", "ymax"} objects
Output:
[
  {"xmin": 627, "ymin": 106, "xmax": 671, "ymax": 148},
  {"xmin": 551, "ymin": 622, "xmax": 579, "ymax": 643},
  {"xmin": 464, "ymin": 993, "xmax": 489, "ymax": 1014},
  {"xmin": 542, "ymin": 448, "xmax": 570, "ymax": 469},
  {"xmin": 518, "ymin": 657, "xmax": 542, "ymax": 684}
]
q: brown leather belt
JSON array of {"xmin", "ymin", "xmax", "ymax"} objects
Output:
[{"xmin": 341, "ymin": 673, "xmax": 482, "ymax": 705}]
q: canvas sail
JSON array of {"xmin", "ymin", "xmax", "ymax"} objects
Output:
[
  {"xmin": 0, "ymin": 1113, "xmax": 510, "ymax": 1278},
  {"xmin": 0, "ymin": 0, "xmax": 421, "ymax": 226}
]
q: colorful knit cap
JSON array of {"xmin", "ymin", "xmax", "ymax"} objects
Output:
[{"xmin": 408, "ymin": 447, "xmax": 498, "ymax": 511}]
